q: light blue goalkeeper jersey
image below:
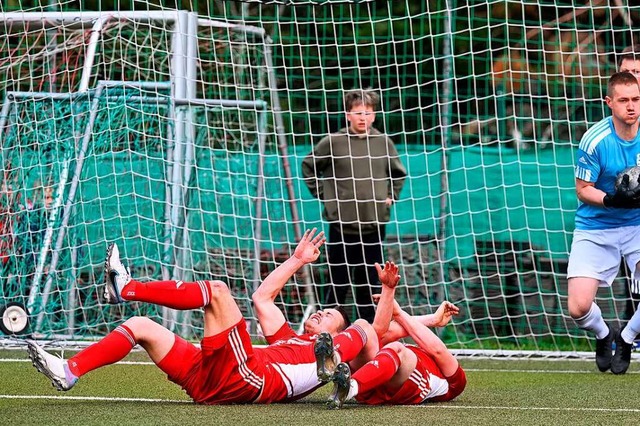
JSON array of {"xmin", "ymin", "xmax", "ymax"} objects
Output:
[{"xmin": 574, "ymin": 116, "xmax": 640, "ymax": 230}]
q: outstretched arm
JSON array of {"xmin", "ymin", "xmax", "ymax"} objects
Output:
[
  {"xmin": 376, "ymin": 300, "xmax": 459, "ymax": 346},
  {"xmin": 371, "ymin": 261, "xmax": 401, "ymax": 339},
  {"xmin": 393, "ymin": 308, "xmax": 459, "ymax": 377},
  {"xmin": 252, "ymin": 228, "xmax": 325, "ymax": 336},
  {"xmin": 415, "ymin": 301, "xmax": 460, "ymax": 328}
]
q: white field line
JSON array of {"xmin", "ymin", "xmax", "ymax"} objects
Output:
[
  {"xmin": 4, "ymin": 358, "xmax": 639, "ymax": 373},
  {"xmin": 2, "ymin": 394, "xmax": 640, "ymax": 413},
  {"xmin": 409, "ymin": 405, "xmax": 640, "ymax": 413},
  {"xmin": 0, "ymin": 394, "xmax": 189, "ymax": 403},
  {"xmin": 1, "ymin": 358, "xmax": 153, "ymax": 365}
]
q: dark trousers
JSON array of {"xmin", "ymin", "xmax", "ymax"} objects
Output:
[{"xmin": 323, "ymin": 223, "xmax": 385, "ymax": 322}]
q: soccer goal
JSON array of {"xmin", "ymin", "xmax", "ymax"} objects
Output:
[
  {"xmin": 0, "ymin": 9, "xmax": 315, "ymax": 343},
  {"xmin": 1, "ymin": 2, "xmax": 639, "ymax": 358}
]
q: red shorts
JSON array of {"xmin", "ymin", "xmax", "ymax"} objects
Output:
[
  {"xmin": 157, "ymin": 319, "xmax": 264, "ymax": 404},
  {"xmin": 357, "ymin": 347, "xmax": 466, "ymax": 405}
]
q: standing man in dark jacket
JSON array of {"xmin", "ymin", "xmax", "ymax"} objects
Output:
[{"xmin": 301, "ymin": 88, "xmax": 407, "ymax": 322}]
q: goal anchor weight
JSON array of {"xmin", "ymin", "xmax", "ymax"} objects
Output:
[{"xmin": 0, "ymin": 302, "xmax": 31, "ymax": 336}]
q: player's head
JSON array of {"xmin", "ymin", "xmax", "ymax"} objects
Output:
[
  {"xmin": 606, "ymin": 71, "xmax": 640, "ymax": 126},
  {"xmin": 303, "ymin": 305, "xmax": 351, "ymax": 335},
  {"xmin": 344, "ymin": 88, "xmax": 379, "ymax": 134},
  {"xmin": 618, "ymin": 44, "xmax": 640, "ymax": 84}
]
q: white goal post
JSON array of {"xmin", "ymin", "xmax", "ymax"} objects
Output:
[{"xmin": 0, "ymin": 9, "xmax": 315, "ymax": 344}]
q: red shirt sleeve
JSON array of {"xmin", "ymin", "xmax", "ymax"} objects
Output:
[{"xmin": 264, "ymin": 322, "xmax": 298, "ymax": 344}]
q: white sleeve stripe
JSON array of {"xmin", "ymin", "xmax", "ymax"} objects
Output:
[
  {"xmin": 579, "ymin": 120, "xmax": 610, "ymax": 155},
  {"xmin": 575, "ymin": 166, "xmax": 592, "ymax": 182},
  {"xmin": 585, "ymin": 128, "xmax": 610, "ymax": 155}
]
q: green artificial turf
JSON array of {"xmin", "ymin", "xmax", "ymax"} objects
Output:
[{"xmin": 2, "ymin": 350, "xmax": 640, "ymax": 426}]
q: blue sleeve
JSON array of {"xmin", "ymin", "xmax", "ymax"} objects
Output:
[{"xmin": 575, "ymin": 146, "xmax": 601, "ymax": 184}]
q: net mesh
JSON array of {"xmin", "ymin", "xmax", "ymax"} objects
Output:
[{"xmin": 0, "ymin": 2, "xmax": 639, "ymax": 355}]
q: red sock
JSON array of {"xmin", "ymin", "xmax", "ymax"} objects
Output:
[
  {"xmin": 352, "ymin": 348, "xmax": 400, "ymax": 394},
  {"xmin": 121, "ymin": 280, "xmax": 212, "ymax": 309},
  {"xmin": 333, "ymin": 323, "xmax": 367, "ymax": 362},
  {"xmin": 67, "ymin": 325, "xmax": 136, "ymax": 376}
]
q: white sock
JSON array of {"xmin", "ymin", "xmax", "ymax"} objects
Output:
[
  {"xmin": 621, "ymin": 310, "xmax": 640, "ymax": 344},
  {"xmin": 347, "ymin": 379, "xmax": 359, "ymax": 400},
  {"xmin": 574, "ymin": 303, "xmax": 609, "ymax": 340}
]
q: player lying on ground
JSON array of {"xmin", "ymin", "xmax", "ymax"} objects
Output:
[
  {"xmin": 27, "ymin": 229, "xmax": 379, "ymax": 404},
  {"xmin": 319, "ymin": 260, "xmax": 466, "ymax": 408}
]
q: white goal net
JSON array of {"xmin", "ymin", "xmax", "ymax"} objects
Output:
[{"xmin": 1, "ymin": 1, "xmax": 639, "ymax": 357}]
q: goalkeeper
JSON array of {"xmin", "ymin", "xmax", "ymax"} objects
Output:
[{"xmin": 568, "ymin": 71, "xmax": 640, "ymax": 375}]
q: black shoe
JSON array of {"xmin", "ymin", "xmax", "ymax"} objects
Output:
[
  {"xmin": 314, "ymin": 332, "xmax": 337, "ymax": 383},
  {"xmin": 327, "ymin": 362, "xmax": 351, "ymax": 410},
  {"xmin": 595, "ymin": 327, "xmax": 613, "ymax": 372},
  {"xmin": 611, "ymin": 330, "xmax": 633, "ymax": 375}
]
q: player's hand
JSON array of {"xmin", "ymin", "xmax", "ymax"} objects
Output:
[
  {"xmin": 293, "ymin": 228, "xmax": 325, "ymax": 264},
  {"xmin": 603, "ymin": 174, "xmax": 640, "ymax": 208},
  {"xmin": 431, "ymin": 301, "xmax": 460, "ymax": 327},
  {"xmin": 375, "ymin": 261, "xmax": 400, "ymax": 289}
]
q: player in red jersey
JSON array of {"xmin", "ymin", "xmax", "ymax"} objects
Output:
[
  {"xmin": 322, "ymin": 260, "xmax": 466, "ymax": 408},
  {"xmin": 26, "ymin": 229, "xmax": 379, "ymax": 404}
]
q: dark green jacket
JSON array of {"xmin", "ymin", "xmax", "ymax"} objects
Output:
[{"xmin": 301, "ymin": 127, "xmax": 407, "ymax": 235}]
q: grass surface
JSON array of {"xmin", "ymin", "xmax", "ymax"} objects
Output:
[{"xmin": 3, "ymin": 349, "xmax": 640, "ymax": 426}]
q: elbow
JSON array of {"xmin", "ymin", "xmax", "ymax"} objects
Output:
[
  {"xmin": 372, "ymin": 323, "xmax": 387, "ymax": 341},
  {"xmin": 575, "ymin": 190, "xmax": 588, "ymax": 204},
  {"xmin": 251, "ymin": 291, "xmax": 268, "ymax": 306},
  {"xmin": 424, "ymin": 341, "xmax": 448, "ymax": 359}
]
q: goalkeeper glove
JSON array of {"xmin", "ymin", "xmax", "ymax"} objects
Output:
[{"xmin": 603, "ymin": 174, "xmax": 640, "ymax": 208}]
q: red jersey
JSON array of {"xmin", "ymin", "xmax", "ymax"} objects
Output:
[
  {"xmin": 253, "ymin": 322, "xmax": 323, "ymax": 403},
  {"xmin": 356, "ymin": 345, "xmax": 466, "ymax": 405},
  {"xmin": 158, "ymin": 320, "xmax": 325, "ymax": 405}
]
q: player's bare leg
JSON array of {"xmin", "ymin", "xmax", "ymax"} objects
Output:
[
  {"xmin": 568, "ymin": 277, "xmax": 612, "ymax": 372},
  {"xmin": 202, "ymin": 280, "xmax": 244, "ymax": 337},
  {"xmin": 377, "ymin": 342, "xmax": 418, "ymax": 388}
]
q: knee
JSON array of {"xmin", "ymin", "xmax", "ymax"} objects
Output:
[
  {"xmin": 207, "ymin": 280, "xmax": 231, "ymax": 301},
  {"xmin": 354, "ymin": 318, "xmax": 374, "ymax": 335},
  {"xmin": 568, "ymin": 302, "xmax": 589, "ymax": 320},
  {"xmin": 567, "ymin": 296, "xmax": 591, "ymax": 319},
  {"xmin": 123, "ymin": 316, "xmax": 153, "ymax": 329},
  {"xmin": 122, "ymin": 316, "xmax": 156, "ymax": 340},
  {"xmin": 567, "ymin": 279, "xmax": 598, "ymax": 319},
  {"xmin": 382, "ymin": 342, "xmax": 415, "ymax": 364},
  {"xmin": 354, "ymin": 318, "xmax": 378, "ymax": 342},
  {"xmin": 382, "ymin": 341, "xmax": 405, "ymax": 354}
]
